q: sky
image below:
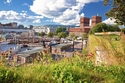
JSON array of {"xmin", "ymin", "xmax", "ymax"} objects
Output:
[{"xmin": 0, "ymin": 0, "xmax": 115, "ymax": 27}]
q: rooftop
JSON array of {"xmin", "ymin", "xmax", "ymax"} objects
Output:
[{"xmin": 17, "ymin": 47, "xmax": 44, "ymax": 57}]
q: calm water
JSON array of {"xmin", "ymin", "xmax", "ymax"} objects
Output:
[{"xmin": 0, "ymin": 44, "xmax": 17, "ymax": 51}]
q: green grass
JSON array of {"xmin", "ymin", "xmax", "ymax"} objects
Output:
[
  {"xmin": 0, "ymin": 55, "xmax": 125, "ymax": 83},
  {"xmin": 89, "ymin": 34, "xmax": 125, "ymax": 65}
]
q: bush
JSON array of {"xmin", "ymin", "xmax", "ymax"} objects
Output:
[
  {"xmin": 89, "ymin": 23, "xmax": 120, "ymax": 34},
  {"xmin": 0, "ymin": 68, "xmax": 21, "ymax": 83}
]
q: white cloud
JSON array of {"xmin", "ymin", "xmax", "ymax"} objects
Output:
[
  {"xmin": 30, "ymin": 0, "xmax": 102, "ymax": 25},
  {"xmin": 103, "ymin": 18, "xmax": 125, "ymax": 28},
  {"xmin": 0, "ymin": 10, "xmax": 44, "ymax": 24},
  {"xmin": 46, "ymin": 20, "xmax": 53, "ymax": 22},
  {"xmin": 22, "ymin": 3, "xmax": 30, "ymax": 7},
  {"xmin": 103, "ymin": 18, "xmax": 116, "ymax": 25},
  {"xmin": 76, "ymin": 0, "xmax": 101, "ymax": 3},
  {"xmin": 89, "ymin": 19, "xmax": 92, "ymax": 26},
  {"xmin": 33, "ymin": 19, "xmax": 41, "ymax": 23},
  {"xmin": 22, "ymin": 10, "xmax": 27, "ymax": 13},
  {"xmin": 4, "ymin": 0, "xmax": 12, "ymax": 4},
  {"xmin": 80, "ymin": 13, "xmax": 85, "ymax": 17}
]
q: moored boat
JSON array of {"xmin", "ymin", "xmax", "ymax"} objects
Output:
[{"xmin": 0, "ymin": 41, "xmax": 10, "ymax": 44}]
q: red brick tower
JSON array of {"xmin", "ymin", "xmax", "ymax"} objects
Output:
[
  {"xmin": 80, "ymin": 17, "xmax": 90, "ymax": 28},
  {"xmin": 91, "ymin": 15, "xmax": 102, "ymax": 27}
]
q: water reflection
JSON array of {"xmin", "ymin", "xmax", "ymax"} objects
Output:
[{"xmin": 0, "ymin": 44, "xmax": 17, "ymax": 51}]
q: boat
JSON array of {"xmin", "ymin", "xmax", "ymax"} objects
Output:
[
  {"xmin": 0, "ymin": 41, "xmax": 10, "ymax": 44},
  {"xmin": 22, "ymin": 44, "xmax": 28, "ymax": 47}
]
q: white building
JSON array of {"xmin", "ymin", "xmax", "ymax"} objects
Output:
[{"xmin": 33, "ymin": 26, "xmax": 56, "ymax": 34}]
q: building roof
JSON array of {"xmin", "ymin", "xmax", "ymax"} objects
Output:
[
  {"xmin": 17, "ymin": 47, "xmax": 44, "ymax": 57},
  {"xmin": 52, "ymin": 44, "xmax": 72, "ymax": 48}
]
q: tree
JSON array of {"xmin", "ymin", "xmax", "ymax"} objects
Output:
[
  {"xmin": 57, "ymin": 32, "xmax": 68, "ymax": 38},
  {"xmin": 47, "ymin": 32, "xmax": 54, "ymax": 37},
  {"xmin": 69, "ymin": 33, "xmax": 75, "ymax": 39},
  {"xmin": 104, "ymin": 0, "xmax": 125, "ymax": 25},
  {"xmin": 89, "ymin": 23, "xmax": 108, "ymax": 34},
  {"xmin": 74, "ymin": 35, "xmax": 78, "ymax": 40},
  {"xmin": 107, "ymin": 24, "xmax": 120, "ymax": 32},
  {"xmin": 89, "ymin": 23, "xmax": 120, "ymax": 34},
  {"xmin": 121, "ymin": 28, "xmax": 125, "ymax": 34},
  {"xmin": 69, "ymin": 33, "xmax": 78, "ymax": 40},
  {"xmin": 38, "ymin": 32, "xmax": 46, "ymax": 37},
  {"xmin": 56, "ymin": 27, "xmax": 66, "ymax": 35},
  {"xmin": 82, "ymin": 33, "xmax": 88, "ymax": 39}
]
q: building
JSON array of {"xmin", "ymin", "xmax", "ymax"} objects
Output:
[
  {"xmin": 0, "ymin": 22, "xmax": 17, "ymax": 28},
  {"xmin": 33, "ymin": 26, "xmax": 56, "ymax": 34},
  {"xmin": 69, "ymin": 15, "xmax": 102, "ymax": 36},
  {"xmin": 18, "ymin": 25, "xmax": 24, "ymax": 29},
  {"xmin": 11, "ymin": 22, "xmax": 17, "ymax": 28},
  {"xmin": 27, "ymin": 25, "xmax": 33, "ymax": 29},
  {"xmin": 0, "ymin": 28, "xmax": 31, "ymax": 33}
]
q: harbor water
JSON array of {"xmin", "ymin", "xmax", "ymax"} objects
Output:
[{"xmin": 0, "ymin": 44, "xmax": 17, "ymax": 51}]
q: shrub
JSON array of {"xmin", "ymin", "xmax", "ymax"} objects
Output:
[
  {"xmin": 0, "ymin": 68, "xmax": 21, "ymax": 83},
  {"xmin": 89, "ymin": 23, "xmax": 120, "ymax": 34}
]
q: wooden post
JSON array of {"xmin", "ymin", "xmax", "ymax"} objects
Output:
[
  {"xmin": 73, "ymin": 40, "xmax": 74, "ymax": 51},
  {"xmin": 81, "ymin": 38, "xmax": 83, "ymax": 50}
]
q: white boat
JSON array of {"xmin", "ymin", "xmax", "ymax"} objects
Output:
[{"xmin": 0, "ymin": 41, "xmax": 10, "ymax": 44}]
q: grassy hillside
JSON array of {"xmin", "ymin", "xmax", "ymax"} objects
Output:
[{"xmin": 89, "ymin": 34, "xmax": 125, "ymax": 65}]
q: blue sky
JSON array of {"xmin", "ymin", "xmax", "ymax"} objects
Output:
[{"xmin": 0, "ymin": 0, "xmax": 115, "ymax": 27}]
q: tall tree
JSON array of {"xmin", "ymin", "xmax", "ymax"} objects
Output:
[
  {"xmin": 82, "ymin": 33, "xmax": 88, "ymax": 39},
  {"xmin": 69, "ymin": 33, "xmax": 75, "ymax": 39},
  {"xmin": 47, "ymin": 32, "xmax": 54, "ymax": 37},
  {"xmin": 57, "ymin": 32, "xmax": 67, "ymax": 38},
  {"xmin": 121, "ymin": 28, "xmax": 125, "ymax": 34},
  {"xmin": 104, "ymin": 0, "xmax": 125, "ymax": 25},
  {"xmin": 38, "ymin": 32, "xmax": 46, "ymax": 37},
  {"xmin": 56, "ymin": 27, "xmax": 66, "ymax": 35},
  {"xmin": 89, "ymin": 23, "xmax": 120, "ymax": 34}
]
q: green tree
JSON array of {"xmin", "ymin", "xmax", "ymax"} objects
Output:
[
  {"xmin": 121, "ymin": 28, "xmax": 125, "ymax": 34},
  {"xmin": 74, "ymin": 35, "xmax": 78, "ymax": 40},
  {"xmin": 58, "ymin": 32, "xmax": 67, "ymax": 38},
  {"xmin": 89, "ymin": 23, "xmax": 120, "ymax": 34},
  {"xmin": 104, "ymin": 0, "xmax": 125, "ymax": 25},
  {"xmin": 82, "ymin": 33, "xmax": 88, "ymax": 39},
  {"xmin": 56, "ymin": 27, "xmax": 66, "ymax": 35},
  {"xmin": 107, "ymin": 24, "xmax": 120, "ymax": 32},
  {"xmin": 47, "ymin": 32, "xmax": 54, "ymax": 37},
  {"xmin": 69, "ymin": 33, "xmax": 78, "ymax": 40},
  {"xmin": 89, "ymin": 23, "xmax": 108, "ymax": 34},
  {"xmin": 38, "ymin": 32, "xmax": 46, "ymax": 37},
  {"xmin": 69, "ymin": 33, "xmax": 75, "ymax": 39}
]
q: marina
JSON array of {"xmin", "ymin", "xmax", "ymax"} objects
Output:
[
  {"xmin": 0, "ymin": 33, "xmax": 86, "ymax": 66},
  {"xmin": 0, "ymin": 43, "xmax": 44, "ymax": 66}
]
